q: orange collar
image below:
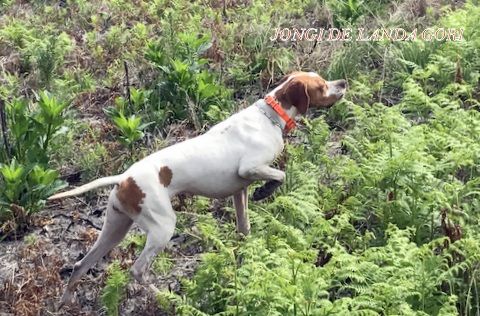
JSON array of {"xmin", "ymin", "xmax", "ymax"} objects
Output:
[{"xmin": 264, "ymin": 95, "xmax": 296, "ymax": 133}]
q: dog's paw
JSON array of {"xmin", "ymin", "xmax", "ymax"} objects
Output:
[
  {"xmin": 130, "ymin": 267, "xmax": 145, "ymax": 283},
  {"xmin": 58, "ymin": 289, "xmax": 74, "ymax": 310},
  {"xmin": 252, "ymin": 180, "xmax": 282, "ymax": 201},
  {"xmin": 252, "ymin": 187, "xmax": 269, "ymax": 201}
]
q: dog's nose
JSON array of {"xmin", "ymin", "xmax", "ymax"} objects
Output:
[{"xmin": 337, "ymin": 79, "xmax": 347, "ymax": 90}]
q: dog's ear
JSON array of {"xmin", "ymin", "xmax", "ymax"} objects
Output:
[{"xmin": 280, "ymin": 79, "xmax": 310, "ymax": 114}]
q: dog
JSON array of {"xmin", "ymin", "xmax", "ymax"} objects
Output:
[{"xmin": 48, "ymin": 71, "xmax": 347, "ymax": 305}]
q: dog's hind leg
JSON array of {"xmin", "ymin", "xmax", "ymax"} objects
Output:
[
  {"xmin": 130, "ymin": 191, "xmax": 176, "ymax": 282},
  {"xmin": 59, "ymin": 192, "xmax": 133, "ymax": 307}
]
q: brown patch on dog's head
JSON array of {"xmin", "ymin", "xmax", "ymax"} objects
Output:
[
  {"xmin": 116, "ymin": 177, "xmax": 145, "ymax": 214},
  {"xmin": 275, "ymin": 79, "xmax": 310, "ymax": 114},
  {"xmin": 274, "ymin": 72, "xmax": 347, "ymax": 114},
  {"xmin": 159, "ymin": 166, "xmax": 173, "ymax": 187}
]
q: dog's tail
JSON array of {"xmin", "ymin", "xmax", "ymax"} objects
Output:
[{"xmin": 48, "ymin": 175, "xmax": 123, "ymax": 200}]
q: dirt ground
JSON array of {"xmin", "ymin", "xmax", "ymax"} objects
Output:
[{"xmin": 0, "ymin": 194, "xmax": 204, "ymax": 316}]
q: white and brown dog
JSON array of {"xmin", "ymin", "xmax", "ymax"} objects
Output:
[{"xmin": 49, "ymin": 71, "xmax": 347, "ymax": 305}]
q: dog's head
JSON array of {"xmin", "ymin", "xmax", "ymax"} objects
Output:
[{"xmin": 273, "ymin": 71, "xmax": 347, "ymax": 114}]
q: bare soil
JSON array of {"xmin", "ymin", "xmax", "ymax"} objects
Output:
[{"xmin": 0, "ymin": 195, "xmax": 203, "ymax": 316}]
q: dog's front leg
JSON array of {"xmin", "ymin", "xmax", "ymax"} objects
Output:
[
  {"xmin": 233, "ymin": 187, "xmax": 249, "ymax": 235},
  {"xmin": 238, "ymin": 165, "xmax": 285, "ymax": 201},
  {"xmin": 252, "ymin": 180, "xmax": 283, "ymax": 201}
]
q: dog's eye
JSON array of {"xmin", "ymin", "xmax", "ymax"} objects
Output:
[{"xmin": 317, "ymin": 84, "xmax": 326, "ymax": 94}]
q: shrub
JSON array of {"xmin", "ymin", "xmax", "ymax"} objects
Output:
[
  {"xmin": 146, "ymin": 32, "xmax": 233, "ymax": 128},
  {"xmin": 0, "ymin": 92, "xmax": 68, "ymax": 230}
]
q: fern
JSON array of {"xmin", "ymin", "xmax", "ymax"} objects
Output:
[{"xmin": 101, "ymin": 261, "xmax": 130, "ymax": 316}]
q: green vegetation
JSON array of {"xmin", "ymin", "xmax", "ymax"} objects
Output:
[
  {"xmin": 0, "ymin": 92, "xmax": 67, "ymax": 230},
  {"xmin": 1, "ymin": 0, "xmax": 480, "ymax": 314},
  {"xmin": 101, "ymin": 261, "xmax": 130, "ymax": 316}
]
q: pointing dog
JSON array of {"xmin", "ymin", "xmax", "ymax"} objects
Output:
[{"xmin": 49, "ymin": 71, "xmax": 347, "ymax": 305}]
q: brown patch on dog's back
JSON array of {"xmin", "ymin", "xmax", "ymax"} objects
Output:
[
  {"xmin": 159, "ymin": 166, "xmax": 173, "ymax": 187},
  {"xmin": 116, "ymin": 177, "xmax": 145, "ymax": 214}
]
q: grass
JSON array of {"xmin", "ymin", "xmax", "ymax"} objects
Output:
[{"xmin": 1, "ymin": 0, "xmax": 480, "ymax": 314}]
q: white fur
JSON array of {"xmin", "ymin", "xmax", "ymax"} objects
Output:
[{"xmin": 326, "ymin": 79, "xmax": 346, "ymax": 99}]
